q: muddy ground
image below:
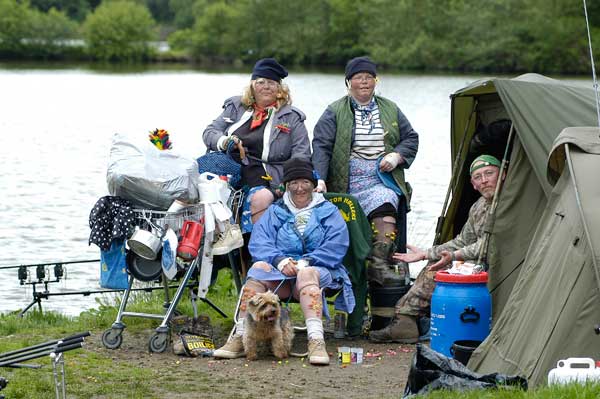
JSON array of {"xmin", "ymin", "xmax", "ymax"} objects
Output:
[{"xmin": 87, "ymin": 324, "xmax": 418, "ymax": 399}]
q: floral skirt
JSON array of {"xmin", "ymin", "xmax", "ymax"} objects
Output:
[{"xmin": 348, "ymin": 157, "xmax": 398, "ymax": 216}]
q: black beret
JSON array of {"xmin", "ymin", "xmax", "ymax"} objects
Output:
[
  {"xmin": 345, "ymin": 56, "xmax": 377, "ymax": 80},
  {"xmin": 283, "ymin": 158, "xmax": 317, "ymax": 186},
  {"xmin": 251, "ymin": 58, "xmax": 288, "ymax": 82}
]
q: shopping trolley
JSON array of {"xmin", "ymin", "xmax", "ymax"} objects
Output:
[
  {"xmin": 223, "ymin": 187, "xmax": 245, "ymax": 292},
  {"xmin": 101, "ymin": 203, "xmax": 228, "ymax": 353}
]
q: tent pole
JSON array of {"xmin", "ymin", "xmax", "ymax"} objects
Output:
[
  {"xmin": 476, "ymin": 123, "xmax": 516, "ymax": 267},
  {"xmin": 434, "ymin": 101, "xmax": 477, "ymax": 245}
]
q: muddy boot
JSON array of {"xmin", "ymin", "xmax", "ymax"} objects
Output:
[
  {"xmin": 368, "ymin": 314, "xmax": 419, "ymax": 343},
  {"xmin": 367, "ymin": 241, "xmax": 403, "ymax": 287}
]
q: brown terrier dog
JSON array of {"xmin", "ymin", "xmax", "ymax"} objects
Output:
[{"xmin": 243, "ymin": 291, "xmax": 293, "ymax": 360}]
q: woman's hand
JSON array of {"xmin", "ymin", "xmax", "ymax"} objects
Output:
[
  {"xmin": 427, "ymin": 250, "xmax": 453, "ymax": 272},
  {"xmin": 280, "ymin": 259, "xmax": 298, "ymax": 277},
  {"xmin": 220, "ymin": 135, "xmax": 242, "ymax": 151},
  {"xmin": 379, "ymin": 152, "xmax": 403, "ymax": 172},
  {"xmin": 315, "ymin": 179, "xmax": 327, "ymax": 193},
  {"xmin": 392, "ymin": 244, "xmax": 426, "ymax": 263}
]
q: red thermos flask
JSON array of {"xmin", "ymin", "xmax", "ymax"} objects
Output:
[{"xmin": 177, "ymin": 221, "xmax": 204, "ymax": 260}]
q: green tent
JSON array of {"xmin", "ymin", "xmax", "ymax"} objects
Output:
[{"xmin": 437, "ymin": 73, "xmax": 600, "ymax": 386}]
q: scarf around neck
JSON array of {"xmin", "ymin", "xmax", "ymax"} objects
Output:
[
  {"xmin": 251, "ymin": 102, "xmax": 277, "ymax": 130},
  {"xmin": 350, "ymin": 96, "xmax": 377, "ymax": 133}
]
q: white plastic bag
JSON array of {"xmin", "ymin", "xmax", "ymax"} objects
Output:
[{"xmin": 107, "ymin": 132, "xmax": 199, "ymax": 210}]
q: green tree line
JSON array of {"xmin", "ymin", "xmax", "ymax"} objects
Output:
[{"xmin": 1, "ymin": 0, "xmax": 600, "ymax": 73}]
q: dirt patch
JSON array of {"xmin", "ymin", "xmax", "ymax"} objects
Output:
[{"xmin": 87, "ymin": 327, "xmax": 416, "ymax": 398}]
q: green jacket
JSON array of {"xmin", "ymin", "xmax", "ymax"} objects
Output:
[{"xmin": 312, "ymin": 95, "xmax": 419, "ymax": 208}]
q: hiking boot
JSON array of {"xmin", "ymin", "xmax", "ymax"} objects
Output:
[
  {"xmin": 212, "ymin": 222, "xmax": 244, "ymax": 255},
  {"xmin": 212, "ymin": 335, "xmax": 245, "ymax": 359},
  {"xmin": 308, "ymin": 338, "xmax": 330, "ymax": 365},
  {"xmin": 368, "ymin": 315, "xmax": 419, "ymax": 344},
  {"xmin": 368, "ymin": 242, "xmax": 403, "ymax": 287}
]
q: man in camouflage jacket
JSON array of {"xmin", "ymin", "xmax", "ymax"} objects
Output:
[{"xmin": 369, "ymin": 155, "xmax": 503, "ymax": 343}]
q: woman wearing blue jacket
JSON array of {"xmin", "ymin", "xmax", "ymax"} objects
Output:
[{"xmin": 213, "ymin": 158, "xmax": 353, "ymax": 366}]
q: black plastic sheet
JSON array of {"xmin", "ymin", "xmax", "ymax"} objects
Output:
[{"xmin": 403, "ymin": 344, "xmax": 528, "ymax": 397}]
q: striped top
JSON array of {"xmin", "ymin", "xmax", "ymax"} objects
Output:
[{"xmin": 351, "ymin": 100, "xmax": 385, "ymax": 159}]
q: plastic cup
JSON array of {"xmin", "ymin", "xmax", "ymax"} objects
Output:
[
  {"xmin": 338, "ymin": 346, "xmax": 351, "ymax": 364},
  {"xmin": 354, "ymin": 347, "xmax": 363, "ymax": 364},
  {"xmin": 167, "ymin": 199, "xmax": 188, "ymax": 213}
]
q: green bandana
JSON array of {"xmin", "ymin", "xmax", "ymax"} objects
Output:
[{"xmin": 470, "ymin": 154, "xmax": 501, "ymax": 175}]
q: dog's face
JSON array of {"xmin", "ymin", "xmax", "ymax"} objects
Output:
[{"xmin": 246, "ymin": 291, "xmax": 281, "ymax": 323}]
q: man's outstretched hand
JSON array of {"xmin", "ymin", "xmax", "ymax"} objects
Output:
[{"xmin": 392, "ymin": 244, "xmax": 426, "ymax": 263}]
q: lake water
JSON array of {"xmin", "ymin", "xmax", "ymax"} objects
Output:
[{"xmin": 0, "ymin": 64, "xmax": 557, "ymax": 316}]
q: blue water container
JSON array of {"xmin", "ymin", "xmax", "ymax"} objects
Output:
[{"xmin": 430, "ymin": 271, "xmax": 492, "ymax": 357}]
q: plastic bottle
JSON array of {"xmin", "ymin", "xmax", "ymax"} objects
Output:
[{"xmin": 548, "ymin": 358, "xmax": 600, "ymax": 384}]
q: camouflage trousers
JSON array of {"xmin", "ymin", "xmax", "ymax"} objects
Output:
[{"xmin": 395, "ymin": 265, "xmax": 437, "ymax": 318}]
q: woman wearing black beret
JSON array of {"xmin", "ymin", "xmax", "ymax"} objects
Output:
[
  {"xmin": 203, "ymin": 58, "xmax": 311, "ymax": 240},
  {"xmin": 312, "ymin": 56, "xmax": 419, "ymax": 288}
]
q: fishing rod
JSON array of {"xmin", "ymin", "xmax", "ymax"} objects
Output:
[
  {"xmin": 0, "ymin": 342, "xmax": 83, "ymax": 369},
  {"xmin": 434, "ymin": 101, "xmax": 477, "ymax": 245},
  {"xmin": 0, "ymin": 332, "xmax": 88, "ymax": 368},
  {"xmin": 0, "ymin": 337, "xmax": 85, "ymax": 365},
  {"xmin": 476, "ymin": 123, "xmax": 515, "ymax": 267},
  {"xmin": 0, "ymin": 332, "xmax": 90, "ymax": 361},
  {"xmin": 18, "ymin": 282, "xmax": 199, "ymax": 317},
  {"xmin": 0, "ymin": 259, "xmax": 99, "ymax": 270}
]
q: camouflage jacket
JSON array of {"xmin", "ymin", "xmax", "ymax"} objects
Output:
[{"xmin": 426, "ymin": 196, "xmax": 491, "ymax": 261}]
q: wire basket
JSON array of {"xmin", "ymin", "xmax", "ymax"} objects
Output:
[{"xmin": 132, "ymin": 204, "xmax": 203, "ymax": 235}]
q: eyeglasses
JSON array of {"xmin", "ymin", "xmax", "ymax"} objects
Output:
[
  {"xmin": 254, "ymin": 78, "xmax": 279, "ymax": 88},
  {"xmin": 287, "ymin": 180, "xmax": 313, "ymax": 189},
  {"xmin": 471, "ymin": 169, "xmax": 497, "ymax": 182},
  {"xmin": 351, "ymin": 74, "xmax": 376, "ymax": 83}
]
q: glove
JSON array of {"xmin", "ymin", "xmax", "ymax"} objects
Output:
[{"xmin": 315, "ymin": 179, "xmax": 327, "ymax": 193}]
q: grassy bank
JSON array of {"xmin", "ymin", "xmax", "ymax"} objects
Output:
[
  {"xmin": 0, "ymin": 269, "xmax": 240, "ymax": 398},
  {"xmin": 1, "ymin": 269, "xmax": 600, "ymax": 398}
]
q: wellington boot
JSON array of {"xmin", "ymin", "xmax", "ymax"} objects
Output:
[
  {"xmin": 368, "ymin": 241, "xmax": 403, "ymax": 287},
  {"xmin": 368, "ymin": 314, "xmax": 419, "ymax": 344}
]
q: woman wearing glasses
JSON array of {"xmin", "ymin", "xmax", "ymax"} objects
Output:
[
  {"xmin": 213, "ymin": 158, "xmax": 354, "ymax": 365},
  {"xmin": 312, "ymin": 56, "xmax": 419, "ymax": 288},
  {"xmin": 203, "ymin": 58, "xmax": 311, "ymax": 235}
]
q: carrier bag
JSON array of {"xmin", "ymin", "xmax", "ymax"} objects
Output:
[
  {"xmin": 107, "ymin": 132, "xmax": 200, "ymax": 210},
  {"xmin": 196, "ymin": 140, "xmax": 246, "ymax": 189},
  {"xmin": 403, "ymin": 344, "xmax": 527, "ymax": 397},
  {"xmin": 99, "ymin": 239, "xmax": 129, "ymax": 289}
]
